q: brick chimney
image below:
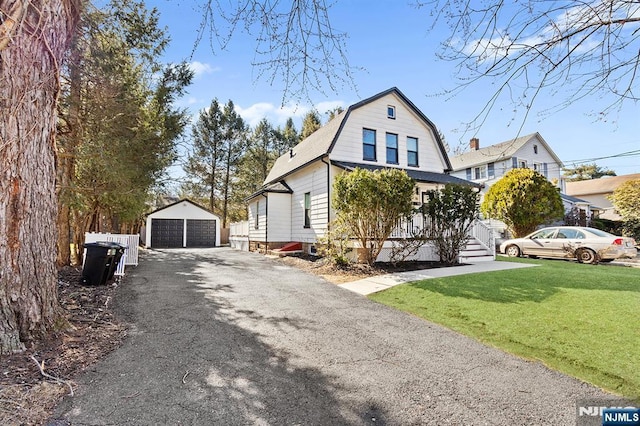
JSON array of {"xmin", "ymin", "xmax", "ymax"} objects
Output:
[{"xmin": 470, "ymin": 137, "xmax": 480, "ymax": 151}]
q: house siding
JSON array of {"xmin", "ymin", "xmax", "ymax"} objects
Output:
[
  {"xmin": 288, "ymin": 161, "xmax": 329, "ymax": 243},
  {"xmin": 267, "ymin": 193, "xmax": 292, "ymax": 242},
  {"xmin": 330, "ymin": 93, "xmax": 448, "ymax": 172},
  {"xmin": 248, "ymin": 198, "xmax": 267, "ymax": 242},
  {"xmin": 512, "ymin": 138, "xmax": 561, "ymax": 183}
]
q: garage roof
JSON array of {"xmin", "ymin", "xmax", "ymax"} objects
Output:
[{"xmin": 147, "ymin": 198, "xmax": 218, "ymax": 217}]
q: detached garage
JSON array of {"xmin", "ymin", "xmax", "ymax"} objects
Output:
[{"xmin": 145, "ymin": 199, "xmax": 221, "ymax": 248}]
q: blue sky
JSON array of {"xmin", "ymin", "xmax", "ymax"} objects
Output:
[{"xmin": 144, "ymin": 0, "xmax": 639, "ymax": 176}]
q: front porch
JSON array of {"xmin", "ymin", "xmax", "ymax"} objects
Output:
[{"xmin": 230, "ymin": 215, "xmax": 495, "ymax": 263}]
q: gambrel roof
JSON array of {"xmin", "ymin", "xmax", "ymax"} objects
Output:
[
  {"xmin": 449, "ymin": 132, "xmax": 563, "ymax": 170},
  {"xmin": 264, "ymin": 87, "xmax": 452, "ymax": 185}
]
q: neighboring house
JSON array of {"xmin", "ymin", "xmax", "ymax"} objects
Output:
[
  {"xmin": 565, "ymin": 173, "xmax": 640, "ymax": 221},
  {"xmin": 449, "ymin": 133, "xmax": 600, "ymax": 234},
  {"xmin": 145, "ymin": 199, "xmax": 221, "ymax": 248},
  {"xmin": 560, "ymin": 193, "xmax": 603, "ymax": 226},
  {"xmin": 449, "ymin": 133, "xmax": 564, "ymax": 190},
  {"xmin": 244, "ymin": 87, "xmax": 483, "ymax": 260}
]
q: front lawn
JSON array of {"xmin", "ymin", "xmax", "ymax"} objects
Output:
[{"xmin": 369, "ymin": 256, "xmax": 640, "ymax": 400}]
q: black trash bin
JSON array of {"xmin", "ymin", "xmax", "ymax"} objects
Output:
[{"xmin": 81, "ymin": 241, "xmax": 121, "ymax": 285}]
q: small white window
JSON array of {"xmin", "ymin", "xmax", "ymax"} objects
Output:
[
  {"xmin": 387, "ymin": 105, "xmax": 396, "ymax": 119},
  {"xmin": 474, "ymin": 166, "xmax": 487, "ymax": 180}
]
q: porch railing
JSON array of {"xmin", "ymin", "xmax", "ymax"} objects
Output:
[
  {"xmin": 470, "ymin": 219, "xmax": 496, "ymax": 256},
  {"xmin": 389, "ymin": 214, "xmax": 495, "ymax": 256}
]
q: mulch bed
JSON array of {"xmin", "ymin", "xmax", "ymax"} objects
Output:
[
  {"xmin": 0, "ymin": 267, "xmax": 126, "ymax": 425},
  {"xmin": 276, "ymin": 253, "xmax": 451, "ymax": 284}
]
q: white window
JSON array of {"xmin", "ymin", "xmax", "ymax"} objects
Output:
[
  {"xmin": 254, "ymin": 201, "xmax": 259, "ymax": 229},
  {"xmin": 387, "ymin": 105, "xmax": 396, "ymax": 119},
  {"xmin": 474, "ymin": 166, "xmax": 487, "ymax": 180}
]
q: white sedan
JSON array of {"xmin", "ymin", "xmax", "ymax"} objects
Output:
[{"xmin": 500, "ymin": 226, "xmax": 637, "ymax": 264}]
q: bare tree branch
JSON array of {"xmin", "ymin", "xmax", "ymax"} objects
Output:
[
  {"xmin": 421, "ymin": 0, "xmax": 640, "ymax": 138},
  {"xmin": 197, "ymin": 0, "xmax": 358, "ymax": 104}
]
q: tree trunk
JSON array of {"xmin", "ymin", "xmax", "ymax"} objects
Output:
[
  {"xmin": 222, "ymin": 152, "xmax": 232, "ymax": 228},
  {"xmin": 56, "ymin": 31, "xmax": 83, "ymax": 267},
  {"xmin": 209, "ymin": 152, "xmax": 217, "ymax": 212},
  {"xmin": 0, "ymin": 0, "xmax": 81, "ymax": 354}
]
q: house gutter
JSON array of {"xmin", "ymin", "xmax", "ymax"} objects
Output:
[
  {"xmin": 262, "ymin": 193, "xmax": 268, "ymax": 250},
  {"xmin": 321, "ymin": 156, "xmax": 331, "ymax": 226}
]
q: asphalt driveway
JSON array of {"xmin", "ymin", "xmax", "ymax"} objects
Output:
[{"xmin": 54, "ymin": 248, "xmax": 612, "ymax": 425}]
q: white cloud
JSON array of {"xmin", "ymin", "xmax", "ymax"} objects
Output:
[
  {"xmin": 462, "ymin": 2, "xmax": 639, "ymax": 63},
  {"xmin": 235, "ymin": 102, "xmax": 278, "ymax": 127},
  {"xmin": 315, "ymin": 100, "xmax": 346, "ymax": 115},
  {"xmin": 235, "ymin": 102, "xmax": 307, "ymax": 128},
  {"xmin": 189, "ymin": 61, "xmax": 220, "ymax": 77},
  {"xmin": 235, "ymin": 99, "xmax": 347, "ymax": 128}
]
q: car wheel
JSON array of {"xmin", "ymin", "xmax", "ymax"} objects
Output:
[
  {"xmin": 576, "ymin": 248, "xmax": 597, "ymax": 264},
  {"xmin": 505, "ymin": 245, "xmax": 521, "ymax": 257}
]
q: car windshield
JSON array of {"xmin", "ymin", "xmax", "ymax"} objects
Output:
[{"xmin": 584, "ymin": 227, "xmax": 615, "ymax": 238}]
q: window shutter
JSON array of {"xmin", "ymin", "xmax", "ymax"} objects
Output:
[
  {"xmin": 543, "ymin": 163, "xmax": 548, "ymax": 177},
  {"xmin": 466, "ymin": 168, "xmax": 472, "ymax": 180},
  {"xmin": 512, "ymin": 157, "xmax": 518, "ymax": 168},
  {"xmin": 488, "ymin": 162, "xmax": 495, "ymax": 177}
]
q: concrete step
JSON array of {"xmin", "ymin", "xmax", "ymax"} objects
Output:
[{"xmin": 459, "ymin": 254, "xmax": 495, "ymax": 262}]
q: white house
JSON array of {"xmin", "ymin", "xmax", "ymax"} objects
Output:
[
  {"xmin": 244, "ymin": 87, "xmax": 486, "ymax": 260},
  {"xmin": 450, "ymin": 133, "xmax": 600, "ymax": 233},
  {"xmin": 449, "ymin": 133, "xmax": 564, "ymax": 189},
  {"xmin": 145, "ymin": 199, "xmax": 221, "ymax": 248}
]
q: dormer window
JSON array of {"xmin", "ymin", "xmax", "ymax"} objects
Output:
[{"xmin": 387, "ymin": 105, "xmax": 396, "ymax": 119}]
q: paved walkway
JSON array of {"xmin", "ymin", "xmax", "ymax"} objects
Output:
[
  {"xmin": 53, "ymin": 248, "xmax": 612, "ymax": 425},
  {"xmin": 339, "ymin": 260, "xmax": 536, "ymax": 295}
]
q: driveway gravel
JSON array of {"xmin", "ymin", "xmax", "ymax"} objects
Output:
[{"xmin": 53, "ymin": 248, "xmax": 613, "ymax": 425}]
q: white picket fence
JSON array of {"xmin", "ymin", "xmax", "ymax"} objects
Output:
[
  {"xmin": 84, "ymin": 233, "xmax": 140, "ymax": 277},
  {"xmin": 229, "ymin": 221, "xmax": 249, "ymax": 251}
]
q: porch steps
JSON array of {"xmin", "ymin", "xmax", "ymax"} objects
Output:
[
  {"xmin": 459, "ymin": 238, "xmax": 495, "ymax": 263},
  {"xmin": 269, "ymin": 241, "xmax": 304, "ymax": 257}
]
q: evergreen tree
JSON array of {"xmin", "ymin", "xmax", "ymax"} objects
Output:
[
  {"xmin": 300, "ymin": 111, "xmax": 322, "ymax": 140},
  {"xmin": 57, "ymin": 0, "xmax": 192, "ymax": 264},
  {"xmin": 183, "ymin": 99, "xmax": 225, "ymax": 212},
  {"xmin": 325, "ymin": 106, "xmax": 344, "ymax": 121},
  {"xmin": 234, "ymin": 119, "xmax": 278, "ymax": 201},
  {"xmin": 219, "ymin": 101, "xmax": 248, "ymax": 227},
  {"xmin": 482, "ymin": 168, "xmax": 564, "ymax": 237},
  {"xmin": 563, "ymin": 163, "xmax": 617, "ymax": 182},
  {"xmin": 273, "ymin": 117, "xmax": 300, "ymax": 155}
]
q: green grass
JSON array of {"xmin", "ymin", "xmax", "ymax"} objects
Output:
[{"xmin": 369, "ymin": 256, "xmax": 640, "ymax": 400}]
